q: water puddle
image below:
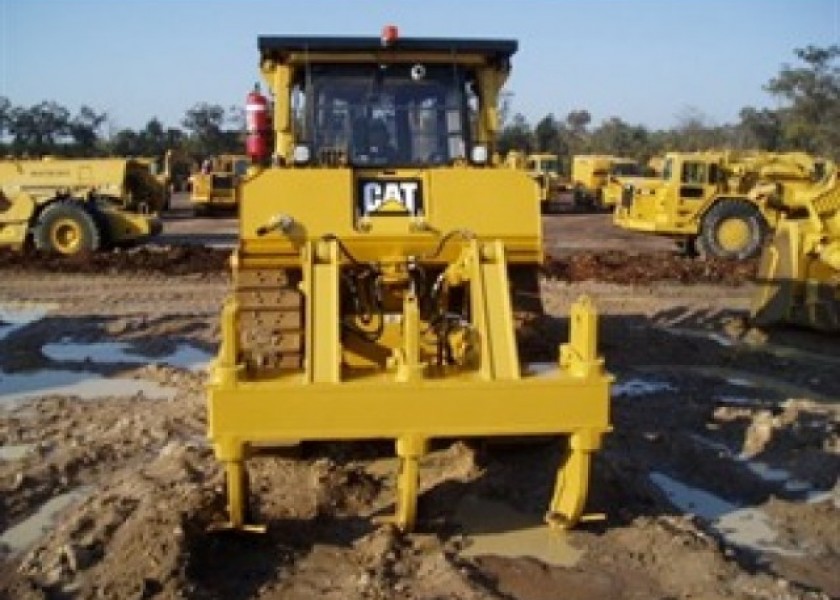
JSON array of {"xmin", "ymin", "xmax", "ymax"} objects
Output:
[
  {"xmin": 649, "ymin": 471, "xmax": 802, "ymax": 557},
  {"xmin": 454, "ymin": 496, "xmax": 583, "ymax": 567},
  {"xmin": 0, "ymin": 303, "xmax": 55, "ymax": 342},
  {"xmin": 637, "ymin": 365, "xmax": 835, "ymax": 404},
  {"xmin": 42, "ymin": 340, "xmax": 213, "ymax": 372},
  {"xmin": 612, "ymin": 377, "xmax": 675, "ymax": 398},
  {"xmin": 660, "ymin": 326, "xmax": 840, "ymax": 368},
  {"xmin": 804, "ymin": 489, "xmax": 840, "ymax": 507},
  {"xmin": 0, "ymin": 369, "xmax": 176, "ymax": 407},
  {"xmin": 689, "ymin": 434, "xmax": 815, "ymax": 495},
  {"xmin": 0, "ymin": 488, "xmax": 89, "ymax": 555},
  {"xmin": 658, "ymin": 326, "xmax": 735, "ymax": 347},
  {"xmin": 0, "ymin": 444, "xmax": 35, "ymax": 461}
]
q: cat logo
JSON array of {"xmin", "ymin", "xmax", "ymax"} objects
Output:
[{"xmin": 357, "ymin": 179, "xmax": 424, "ymax": 217}]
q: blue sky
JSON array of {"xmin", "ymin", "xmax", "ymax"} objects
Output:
[{"xmin": 1, "ymin": 0, "xmax": 837, "ymax": 133}]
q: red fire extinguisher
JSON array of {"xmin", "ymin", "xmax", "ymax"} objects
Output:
[{"xmin": 245, "ymin": 84, "xmax": 270, "ymax": 163}]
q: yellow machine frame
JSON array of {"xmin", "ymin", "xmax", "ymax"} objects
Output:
[{"xmin": 207, "ymin": 34, "xmax": 611, "ymax": 532}]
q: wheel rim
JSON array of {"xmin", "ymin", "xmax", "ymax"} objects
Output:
[
  {"xmin": 715, "ymin": 217, "xmax": 751, "ymax": 253},
  {"xmin": 50, "ymin": 218, "xmax": 83, "ymax": 254}
]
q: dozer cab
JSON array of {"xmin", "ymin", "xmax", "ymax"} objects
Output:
[
  {"xmin": 189, "ymin": 154, "xmax": 250, "ymax": 216},
  {"xmin": 751, "ymin": 161, "xmax": 840, "ymax": 331},
  {"xmin": 206, "ymin": 29, "xmax": 611, "ymax": 532},
  {"xmin": 613, "ymin": 151, "xmax": 826, "ymax": 259},
  {"xmin": 0, "ymin": 157, "xmax": 163, "ymax": 255}
]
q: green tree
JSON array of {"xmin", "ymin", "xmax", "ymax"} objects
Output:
[
  {"xmin": 496, "ymin": 113, "xmax": 534, "ymax": 155},
  {"xmin": 182, "ymin": 102, "xmax": 227, "ymax": 155},
  {"xmin": 534, "ymin": 114, "xmax": 563, "ymax": 154},
  {"xmin": 736, "ymin": 107, "xmax": 783, "ymax": 150},
  {"xmin": 589, "ymin": 117, "xmax": 650, "ymax": 157},
  {"xmin": 565, "ymin": 110, "xmax": 591, "ymax": 136},
  {"xmin": 182, "ymin": 103, "xmax": 244, "ymax": 156},
  {"xmin": 0, "ymin": 96, "xmax": 10, "ymax": 149},
  {"xmin": 8, "ymin": 101, "xmax": 70, "ymax": 156},
  {"xmin": 67, "ymin": 105, "xmax": 107, "ymax": 156},
  {"xmin": 765, "ymin": 45, "xmax": 840, "ymax": 157}
]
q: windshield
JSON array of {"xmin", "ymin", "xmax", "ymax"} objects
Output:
[
  {"xmin": 297, "ymin": 64, "xmax": 472, "ymax": 167},
  {"xmin": 611, "ymin": 162, "xmax": 640, "ymax": 177}
]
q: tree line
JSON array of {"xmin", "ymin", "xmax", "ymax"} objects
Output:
[
  {"xmin": 498, "ymin": 45, "xmax": 840, "ymax": 171},
  {"xmin": 0, "ymin": 45, "xmax": 837, "ymax": 169},
  {"xmin": 0, "ymin": 98, "xmax": 244, "ymax": 161}
]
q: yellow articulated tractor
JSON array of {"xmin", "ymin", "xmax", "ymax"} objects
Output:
[
  {"xmin": 751, "ymin": 161, "xmax": 840, "ymax": 331},
  {"xmin": 0, "ymin": 157, "xmax": 164, "ymax": 255},
  {"xmin": 206, "ymin": 29, "xmax": 612, "ymax": 532},
  {"xmin": 189, "ymin": 154, "xmax": 250, "ymax": 216},
  {"xmin": 613, "ymin": 151, "xmax": 827, "ymax": 259},
  {"xmin": 572, "ymin": 154, "xmax": 642, "ymax": 211}
]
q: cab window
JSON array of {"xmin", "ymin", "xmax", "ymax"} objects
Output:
[{"xmin": 681, "ymin": 162, "xmax": 707, "ymax": 185}]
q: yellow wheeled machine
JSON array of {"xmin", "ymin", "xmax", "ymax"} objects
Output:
[
  {"xmin": 207, "ymin": 30, "xmax": 611, "ymax": 532},
  {"xmin": 0, "ymin": 157, "xmax": 163, "ymax": 255},
  {"xmin": 751, "ymin": 162, "xmax": 840, "ymax": 331},
  {"xmin": 613, "ymin": 151, "xmax": 828, "ymax": 260}
]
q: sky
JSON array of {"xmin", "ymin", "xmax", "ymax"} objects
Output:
[{"xmin": 1, "ymin": 0, "xmax": 838, "ymax": 134}]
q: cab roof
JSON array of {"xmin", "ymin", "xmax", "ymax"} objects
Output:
[{"xmin": 258, "ymin": 35, "xmax": 518, "ymax": 62}]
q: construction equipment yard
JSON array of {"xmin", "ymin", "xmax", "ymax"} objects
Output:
[{"xmin": 0, "ymin": 195, "xmax": 837, "ymax": 600}]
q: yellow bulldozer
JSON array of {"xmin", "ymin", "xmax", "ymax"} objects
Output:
[
  {"xmin": 613, "ymin": 151, "xmax": 827, "ymax": 259},
  {"xmin": 189, "ymin": 154, "xmax": 250, "ymax": 216},
  {"xmin": 0, "ymin": 157, "xmax": 164, "ymax": 255},
  {"xmin": 751, "ymin": 161, "xmax": 840, "ymax": 331},
  {"xmin": 206, "ymin": 30, "xmax": 612, "ymax": 532}
]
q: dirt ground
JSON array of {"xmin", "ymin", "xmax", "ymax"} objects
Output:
[{"xmin": 0, "ymin": 209, "xmax": 837, "ymax": 600}]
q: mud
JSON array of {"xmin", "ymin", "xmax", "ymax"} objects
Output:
[
  {"xmin": 0, "ymin": 246, "xmax": 230, "ymax": 276},
  {"xmin": 0, "ymin": 246, "xmax": 756, "ymax": 288},
  {"xmin": 0, "ymin": 224, "xmax": 837, "ymax": 599}
]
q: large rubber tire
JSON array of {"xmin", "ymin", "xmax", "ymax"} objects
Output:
[
  {"xmin": 699, "ymin": 200, "xmax": 767, "ymax": 260},
  {"xmin": 34, "ymin": 201, "xmax": 102, "ymax": 255}
]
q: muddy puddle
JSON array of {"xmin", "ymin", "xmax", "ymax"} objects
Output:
[
  {"xmin": 455, "ymin": 496, "xmax": 583, "ymax": 567},
  {"xmin": 0, "ymin": 488, "xmax": 90, "ymax": 555},
  {"xmin": 0, "ymin": 302, "xmax": 212, "ymax": 407},
  {"xmin": 0, "ymin": 303, "xmax": 57, "ymax": 342},
  {"xmin": 0, "ymin": 443, "xmax": 35, "ymax": 461},
  {"xmin": 42, "ymin": 340, "xmax": 213, "ymax": 372},
  {"xmin": 0, "ymin": 369, "xmax": 177, "ymax": 407}
]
